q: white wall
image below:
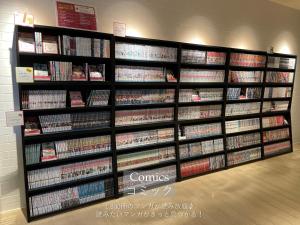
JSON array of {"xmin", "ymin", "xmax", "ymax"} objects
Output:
[{"xmin": 1, "ymin": 0, "xmax": 300, "ymax": 212}]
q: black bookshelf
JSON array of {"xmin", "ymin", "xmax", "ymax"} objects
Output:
[{"xmin": 15, "ymin": 24, "xmax": 297, "ymax": 221}]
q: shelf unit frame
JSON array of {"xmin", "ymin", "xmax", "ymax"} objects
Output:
[{"xmin": 15, "ymin": 25, "xmax": 297, "ymax": 221}]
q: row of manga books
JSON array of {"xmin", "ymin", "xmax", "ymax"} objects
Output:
[
  {"xmin": 227, "ymin": 147, "xmax": 261, "ymax": 166},
  {"xmin": 225, "ymin": 102, "xmax": 261, "ymax": 116},
  {"xmin": 266, "ymin": 72, "xmax": 294, "ymax": 83},
  {"xmin": 180, "ymin": 155, "xmax": 225, "ymax": 178},
  {"xmin": 263, "ymin": 128, "xmax": 290, "ymax": 143},
  {"xmin": 225, "ymin": 118, "xmax": 260, "ymax": 134},
  {"xmin": 180, "ymin": 69, "xmax": 225, "ymax": 83},
  {"xmin": 179, "ymin": 88, "xmax": 223, "ymax": 102},
  {"xmin": 228, "ymin": 71, "xmax": 263, "ymax": 83},
  {"xmin": 115, "ymin": 42, "xmax": 177, "ymax": 62},
  {"xmin": 19, "ymin": 32, "xmax": 110, "ymax": 58},
  {"xmin": 25, "ymin": 135, "xmax": 111, "ymax": 165},
  {"xmin": 27, "ymin": 158, "xmax": 112, "ymax": 189},
  {"xmin": 115, "ymin": 89, "xmax": 175, "ymax": 105},
  {"xmin": 262, "ymin": 116, "xmax": 288, "ymax": 128},
  {"xmin": 24, "ymin": 112, "xmax": 110, "ymax": 136},
  {"xmin": 115, "ymin": 108, "xmax": 174, "ymax": 126},
  {"xmin": 227, "ymin": 87, "xmax": 261, "ymax": 100},
  {"xmin": 118, "ymin": 165, "xmax": 176, "ymax": 193},
  {"xmin": 264, "ymin": 141, "xmax": 291, "ymax": 156},
  {"xmin": 39, "ymin": 112, "xmax": 110, "ymax": 133},
  {"xmin": 21, "ymin": 90, "xmax": 66, "ymax": 110},
  {"xmin": 116, "ymin": 128, "xmax": 174, "ymax": 150},
  {"xmin": 117, "ymin": 146, "xmax": 176, "ymax": 171},
  {"xmin": 268, "ymin": 57, "xmax": 296, "ymax": 69},
  {"xmin": 22, "ymin": 89, "xmax": 110, "ymax": 109},
  {"xmin": 179, "ymin": 138, "xmax": 224, "ymax": 159},
  {"xmin": 115, "ymin": 65, "xmax": 176, "ymax": 82},
  {"xmin": 44, "ymin": 62, "xmax": 105, "ymax": 81},
  {"xmin": 62, "ymin": 35, "xmax": 110, "ymax": 58},
  {"xmin": 181, "ymin": 50, "xmax": 226, "ymax": 65},
  {"xmin": 29, "ymin": 179, "xmax": 113, "ymax": 217},
  {"xmin": 226, "ymin": 132, "xmax": 261, "ymax": 150},
  {"xmin": 19, "ymin": 32, "xmax": 57, "ymax": 54},
  {"xmin": 230, "ymin": 53, "xmax": 266, "ymax": 67},
  {"xmin": 264, "ymin": 87, "xmax": 292, "ymax": 98},
  {"xmin": 262, "ymin": 101, "xmax": 289, "ymax": 112},
  {"xmin": 178, "ymin": 105, "xmax": 222, "ymax": 121},
  {"xmin": 179, "ymin": 122, "xmax": 222, "ymax": 140}
]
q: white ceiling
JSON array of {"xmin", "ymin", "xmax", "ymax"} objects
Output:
[{"xmin": 268, "ymin": 0, "xmax": 300, "ymax": 10}]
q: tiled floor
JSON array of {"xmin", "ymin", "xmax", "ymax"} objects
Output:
[{"xmin": 1, "ymin": 146, "xmax": 300, "ymax": 225}]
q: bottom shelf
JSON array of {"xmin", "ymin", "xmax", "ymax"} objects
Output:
[
  {"xmin": 263, "ymin": 140, "xmax": 291, "ymax": 157},
  {"xmin": 28, "ymin": 178, "xmax": 114, "ymax": 220},
  {"xmin": 25, "ymin": 141, "xmax": 294, "ymax": 220},
  {"xmin": 180, "ymin": 154, "xmax": 225, "ymax": 178},
  {"xmin": 227, "ymin": 147, "xmax": 262, "ymax": 167}
]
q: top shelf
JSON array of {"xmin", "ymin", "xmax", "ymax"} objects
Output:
[{"xmin": 18, "ymin": 52, "xmax": 112, "ymax": 62}]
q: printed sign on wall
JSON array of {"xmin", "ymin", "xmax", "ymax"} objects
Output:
[{"xmin": 56, "ymin": 1, "xmax": 97, "ymax": 31}]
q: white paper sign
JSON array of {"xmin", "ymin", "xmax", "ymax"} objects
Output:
[
  {"xmin": 14, "ymin": 12, "xmax": 34, "ymax": 27},
  {"xmin": 5, "ymin": 111, "xmax": 24, "ymax": 127},
  {"xmin": 16, "ymin": 67, "xmax": 34, "ymax": 83},
  {"xmin": 113, "ymin": 22, "xmax": 126, "ymax": 37}
]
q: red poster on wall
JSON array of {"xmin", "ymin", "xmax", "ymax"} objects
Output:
[{"xmin": 56, "ymin": 1, "xmax": 97, "ymax": 31}]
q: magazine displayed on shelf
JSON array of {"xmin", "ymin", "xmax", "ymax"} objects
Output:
[
  {"xmin": 70, "ymin": 91, "xmax": 85, "ymax": 107},
  {"xmin": 33, "ymin": 63, "xmax": 51, "ymax": 81},
  {"xmin": 18, "ymin": 32, "xmax": 35, "ymax": 53},
  {"xmin": 24, "ymin": 117, "xmax": 41, "ymax": 136},
  {"xmin": 42, "ymin": 35, "xmax": 59, "ymax": 54},
  {"xmin": 87, "ymin": 90, "xmax": 110, "ymax": 106},
  {"xmin": 89, "ymin": 64, "xmax": 105, "ymax": 81}
]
